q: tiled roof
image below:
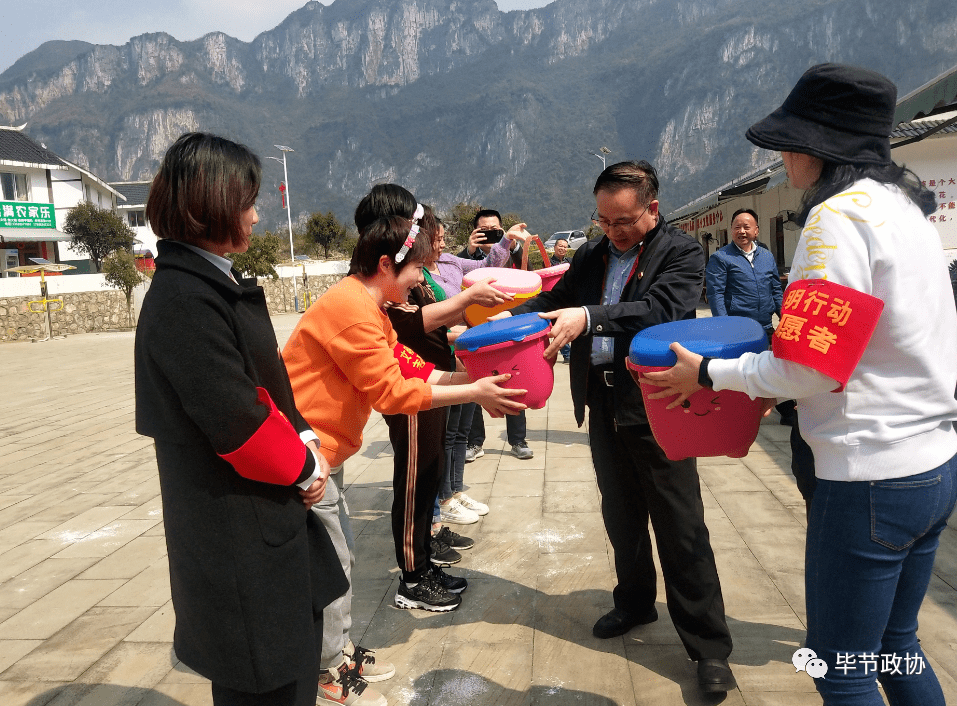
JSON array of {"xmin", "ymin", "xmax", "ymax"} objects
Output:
[
  {"xmin": 891, "ymin": 117, "xmax": 957, "ymax": 139},
  {"xmin": 0, "ymin": 127, "xmax": 65, "ymax": 168},
  {"xmin": 111, "ymin": 181, "xmax": 152, "ymax": 207}
]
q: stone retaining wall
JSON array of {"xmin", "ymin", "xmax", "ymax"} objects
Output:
[
  {"xmin": 259, "ymin": 273, "xmax": 346, "ymax": 314},
  {"xmin": 0, "ymin": 273, "xmax": 347, "ymax": 343},
  {"xmin": 1, "ymin": 291, "xmax": 130, "ymax": 342}
]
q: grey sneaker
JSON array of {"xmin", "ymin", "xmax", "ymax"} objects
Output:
[
  {"xmin": 464, "ymin": 444, "xmax": 484, "ymax": 462},
  {"xmin": 510, "ymin": 442, "xmax": 534, "ymax": 459}
]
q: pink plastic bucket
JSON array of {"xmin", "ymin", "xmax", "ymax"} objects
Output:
[
  {"xmin": 626, "ymin": 317, "xmax": 770, "ymax": 461},
  {"xmin": 461, "ymin": 267, "xmax": 542, "ymax": 326},
  {"xmin": 454, "ymin": 314, "xmax": 554, "ymax": 409},
  {"xmin": 537, "ymin": 262, "xmax": 570, "ymax": 292},
  {"xmin": 626, "ymin": 361, "xmax": 765, "ymax": 460}
]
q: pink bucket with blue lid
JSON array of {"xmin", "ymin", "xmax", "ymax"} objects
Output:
[
  {"xmin": 455, "ymin": 313, "xmax": 554, "ymax": 409},
  {"xmin": 627, "ymin": 317, "xmax": 768, "ymax": 460}
]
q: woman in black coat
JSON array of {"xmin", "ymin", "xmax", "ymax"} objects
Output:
[{"xmin": 135, "ymin": 132, "xmax": 346, "ymax": 706}]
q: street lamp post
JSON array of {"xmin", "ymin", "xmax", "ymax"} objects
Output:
[
  {"xmin": 589, "ymin": 146, "xmax": 612, "ymax": 170},
  {"xmin": 267, "ymin": 145, "xmax": 298, "ymax": 311}
]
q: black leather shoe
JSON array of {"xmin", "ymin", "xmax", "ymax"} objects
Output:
[
  {"xmin": 592, "ymin": 607, "xmax": 658, "ymax": 639},
  {"xmin": 697, "ymin": 658, "xmax": 736, "ymax": 693}
]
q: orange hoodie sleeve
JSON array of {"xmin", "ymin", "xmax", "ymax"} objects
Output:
[{"xmin": 324, "ymin": 319, "xmax": 434, "ymax": 415}]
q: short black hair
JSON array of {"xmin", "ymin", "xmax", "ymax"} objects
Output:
[
  {"xmin": 472, "ymin": 209, "xmax": 502, "ymax": 229},
  {"xmin": 349, "ymin": 214, "xmax": 431, "ymax": 276},
  {"xmin": 555, "ymin": 238, "xmax": 569, "ymax": 246},
  {"xmin": 731, "ymin": 208, "xmax": 759, "ymax": 224},
  {"xmin": 593, "ymin": 160, "xmax": 659, "ymax": 206},
  {"xmin": 354, "ymin": 184, "xmax": 417, "ymax": 234},
  {"xmin": 147, "ymin": 132, "xmax": 261, "ymax": 246}
]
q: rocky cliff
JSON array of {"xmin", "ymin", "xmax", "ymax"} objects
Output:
[{"xmin": 1, "ymin": 0, "xmax": 955, "ymax": 232}]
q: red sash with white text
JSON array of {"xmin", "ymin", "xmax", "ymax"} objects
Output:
[
  {"xmin": 393, "ymin": 343, "xmax": 435, "ymax": 381},
  {"xmin": 772, "ymin": 279, "xmax": 884, "ymax": 392}
]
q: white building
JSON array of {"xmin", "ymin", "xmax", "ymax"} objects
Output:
[
  {"xmin": 111, "ymin": 181, "xmax": 157, "ymax": 263},
  {"xmin": 0, "ymin": 125, "xmax": 123, "ymax": 276}
]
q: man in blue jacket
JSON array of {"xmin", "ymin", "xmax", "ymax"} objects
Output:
[
  {"xmin": 705, "ymin": 208, "xmax": 783, "ymax": 337},
  {"xmin": 705, "ymin": 208, "xmax": 793, "ymax": 425}
]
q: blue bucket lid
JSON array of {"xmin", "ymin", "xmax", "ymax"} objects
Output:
[
  {"xmin": 628, "ymin": 317, "xmax": 768, "ymax": 366},
  {"xmin": 455, "ymin": 312, "xmax": 550, "ymax": 352}
]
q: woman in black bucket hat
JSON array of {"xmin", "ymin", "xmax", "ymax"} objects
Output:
[{"xmin": 641, "ymin": 64, "xmax": 957, "ymax": 706}]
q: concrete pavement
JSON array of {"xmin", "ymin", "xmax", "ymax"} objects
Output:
[{"xmin": 0, "ymin": 311, "xmax": 955, "ymax": 705}]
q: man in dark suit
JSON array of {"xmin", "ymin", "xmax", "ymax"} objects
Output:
[{"xmin": 509, "ymin": 160, "xmax": 735, "ymax": 694}]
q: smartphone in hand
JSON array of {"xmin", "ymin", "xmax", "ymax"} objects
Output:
[{"xmin": 479, "ymin": 228, "xmax": 505, "ymax": 244}]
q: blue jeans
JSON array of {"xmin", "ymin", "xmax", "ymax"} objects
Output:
[
  {"xmin": 442, "ymin": 404, "xmax": 470, "ymax": 500},
  {"xmin": 805, "ymin": 453, "xmax": 957, "ymax": 705}
]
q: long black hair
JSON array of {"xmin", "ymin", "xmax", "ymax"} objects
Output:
[{"xmin": 797, "ymin": 161, "xmax": 935, "ymax": 226}]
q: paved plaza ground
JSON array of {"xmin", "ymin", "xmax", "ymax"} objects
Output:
[{"xmin": 0, "ymin": 310, "xmax": 955, "ymax": 706}]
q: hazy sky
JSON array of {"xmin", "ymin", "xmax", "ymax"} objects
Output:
[{"xmin": 0, "ymin": 0, "xmax": 551, "ymax": 75}]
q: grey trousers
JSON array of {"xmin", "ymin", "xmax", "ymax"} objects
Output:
[{"xmin": 311, "ymin": 465, "xmax": 354, "ymax": 670}]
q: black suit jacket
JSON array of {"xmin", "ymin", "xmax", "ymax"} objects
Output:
[
  {"xmin": 512, "ymin": 219, "xmax": 704, "ymax": 426},
  {"xmin": 135, "ymin": 240, "xmax": 347, "ymax": 692}
]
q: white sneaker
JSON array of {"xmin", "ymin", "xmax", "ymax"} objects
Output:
[
  {"xmin": 440, "ymin": 497, "xmax": 479, "ymax": 525},
  {"xmin": 454, "ymin": 491, "xmax": 489, "ymax": 516}
]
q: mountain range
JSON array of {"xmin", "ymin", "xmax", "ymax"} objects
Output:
[{"xmin": 1, "ymin": 0, "xmax": 955, "ymax": 234}]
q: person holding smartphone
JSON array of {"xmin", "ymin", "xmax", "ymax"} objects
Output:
[
  {"xmin": 459, "ymin": 208, "xmax": 524, "ymax": 268},
  {"xmin": 459, "ymin": 209, "xmax": 535, "ymax": 464}
]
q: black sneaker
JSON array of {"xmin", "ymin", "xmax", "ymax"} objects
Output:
[
  {"xmin": 434, "ymin": 525, "xmax": 474, "ymax": 550},
  {"xmin": 430, "ymin": 564, "xmax": 468, "ymax": 594},
  {"xmin": 394, "ymin": 572, "xmax": 462, "ymax": 612},
  {"xmin": 430, "ymin": 537, "xmax": 462, "ymax": 566}
]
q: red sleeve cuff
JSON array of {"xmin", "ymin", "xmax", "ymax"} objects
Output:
[
  {"xmin": 392, "ymin": 343, "xmax": 436, "ymax": 381},
  {"xmin": 219, "ymin": 387, "xmax": 311, "ymax": 485}
]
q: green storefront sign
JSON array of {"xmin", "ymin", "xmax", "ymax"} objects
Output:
[{"xmin": 0, "ymin": 201, "xmax": 56, "ymax": 228}]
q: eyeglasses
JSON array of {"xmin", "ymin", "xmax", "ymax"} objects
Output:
[{"xmin": 591, "ymin": 204, "xmax": 648, "ymax": 231}]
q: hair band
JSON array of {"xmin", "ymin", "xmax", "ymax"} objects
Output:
[{"xmin": 395, "ymin": 203, "xmax": 424, "ymax": 263}]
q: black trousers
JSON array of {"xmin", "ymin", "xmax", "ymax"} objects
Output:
[
  {"xmin": 386, "ymin": 407, "xmax": 447, "ymax": 583},
  {"xmin": 210, "ymin": 617, "xmax": 321, "ymax": 706},
  {"xmin": 587, "ymin": 368, "xmax": 732, "ymax": 662}
]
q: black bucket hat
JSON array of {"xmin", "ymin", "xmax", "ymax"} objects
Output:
[{"xmin": 746, "ymin": 63, "xmax": 897, "ymax": 165}]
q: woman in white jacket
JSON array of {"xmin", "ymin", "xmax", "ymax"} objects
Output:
[{"xmin": 642, "ymin": 64, "xmax": 957, "ymax": 706}]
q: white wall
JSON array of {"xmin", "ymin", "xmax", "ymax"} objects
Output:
[
  {"xmin": 274, "ymin": 260, "xmax": 350, "ymax": 278},
  {"xmin": 0, "ymin": 273, "xmax": 112, "ymax": 297},
  {"xmin": 0, "ymin": 260, "xmax": 350, "ymax": 298},
  {"xmin": 894, "ymin": 132, "xmax": 957, "ymax": 251}
]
